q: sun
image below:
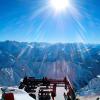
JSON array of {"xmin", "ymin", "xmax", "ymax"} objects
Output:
[{"xmin": 50, "ymin": 0, "xmax": 70, "ymax": 12}]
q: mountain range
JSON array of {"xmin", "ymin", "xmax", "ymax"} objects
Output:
[{"xmin": 0, "ymin": 41, "xmax": 100, "ymax": 89}]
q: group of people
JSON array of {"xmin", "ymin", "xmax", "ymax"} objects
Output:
[
  {"xmin": 64, "ymin": 92, "xmax": 71, "ymax": 100},
  {"xmin": 63, "ymin": 86, "xmax": 74, "ymax": 100}
]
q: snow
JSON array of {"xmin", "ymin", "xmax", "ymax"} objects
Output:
[
  {"xmin": 55, "ymin": 87, "xmax": 67, "ymax": 100},
  {"xmin": 9, "ymin": 54, "xmax": 14, "ymax": 58},
  {"xmin": 10, "ymin": 58, "xmax": 14, "ymax": 62},
  {"xmin": 97, "ymin": 75, "xmax": 100, "ymax": 78},
  {"xmin": 85, "ymin": 48, "xmax": 90, "ymax": 52},
  {"xmin": 28, "ymin": 44, "xmax": 34, "ymax": 49},
  {"xmin": 0, "ymin": 87, "xmax": 67, "ymax": 100},
  {"xmin": 0, "ymin": 86, "xmax": 99, "ymax": 100},
  {"xmin": 0, "ymin": 88, "xmax": 34, "ymax": 100},
  {"xmin": 3, "ymin": 68, "xmax": 14, "ymax": 79},
  {"xmin": 77, "ymin": 95, "xmax": 100, "ymax": 100},
  {"xmin": 14, "ymin": 93, "xmax": 34, "ymax": 100}
]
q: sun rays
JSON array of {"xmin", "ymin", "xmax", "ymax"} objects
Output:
[
  {"xmin": 14, "ymin": 0, "xmax": 95, "ymax": 80},
  {"xmin": 50, "ymin": 0, "xmax": 70, "ymax": 13}
]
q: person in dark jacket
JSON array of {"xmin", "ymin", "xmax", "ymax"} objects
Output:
[
  {"xmin": 64, "ymin": 92, "xmax": 67, "ymax": 100},
  {"xmin": 96, "ymin": 97, "xmax": 100, "ymax": 100}
]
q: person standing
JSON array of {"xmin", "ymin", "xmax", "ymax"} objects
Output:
[{"xmin": 64, "ymin": 92, "xmax": 67, "ymax": 100}]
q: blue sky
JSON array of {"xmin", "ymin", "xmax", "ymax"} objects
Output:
[{"xmin": 0, "ymin": 0, "xmax": 100, "ymax": 43}]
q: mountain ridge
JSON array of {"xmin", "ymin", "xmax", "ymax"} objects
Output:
[{"xmin": 0, "ymin": 41, "xmax": 99, "ymax": 89}]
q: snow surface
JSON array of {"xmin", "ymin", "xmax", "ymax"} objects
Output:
[
  {"xmin": 55, "ymin": 87, "xmax": 67, "ymax": 100},
  {"xmin": 77, "ymin": 95, "xmax": 100, "ymax": 100},
  {"xmin": 0, "ymin": 88, "xmax": 34, "ymax": 100},
  {"xmin": 0, "ymin": 87, "xmax": 99, "ymax": 100},
  {"xmin": 97, "ymin": 75, "xmax": 100, "ymax": 78}
]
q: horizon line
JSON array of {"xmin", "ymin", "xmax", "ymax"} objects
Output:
[{"xmin": 0, "ymin": 40, "xmax": 100, "ymax": 45}]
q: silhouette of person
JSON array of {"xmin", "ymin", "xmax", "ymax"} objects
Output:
[
  {"xmin": 64, "ymin": 92, "xmax": 67, "ymax": 100},
  {"xmin": 96, "ymin": 97, "xmax": 100, "ymax": 100}
]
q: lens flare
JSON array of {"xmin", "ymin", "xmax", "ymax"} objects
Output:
[{"xmin": 50, "ymin": 0, "xmax": 70, "ymax": 12}]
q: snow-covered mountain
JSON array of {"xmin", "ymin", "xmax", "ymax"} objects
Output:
[
  {"xmin": 0, "ymin": 41, "xmax": 100, "ymax": 89},
  {"xmin": 78, "ymin": 77, "xmax": 100, "ymax": 96}
]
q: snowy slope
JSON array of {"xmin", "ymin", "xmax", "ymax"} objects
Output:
[
  {"xmin": 0, "ymin": 87, "xmax": 68, "ymax": 100},
  {"xmin": 0, "ymin": 86, "xmax": 99, "ymax": 100},
  {"xmin": 0, "ymin": 88, "xmax": 34, "ymax": 100}
]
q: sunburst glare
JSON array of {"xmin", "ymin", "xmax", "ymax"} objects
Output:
[{"xmin": 50, "ymin": 0, "xmax": 70, "ymax": 13}]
